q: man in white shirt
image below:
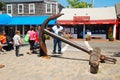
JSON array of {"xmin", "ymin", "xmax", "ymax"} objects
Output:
[{"xmin": 52, "ymin": 22, "xmax": 63, "ymax": 54}]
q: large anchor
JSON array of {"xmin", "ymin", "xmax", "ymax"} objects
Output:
[{"xmin": 39, "ymin": 14, "xmax": 117, "ymax": 74}]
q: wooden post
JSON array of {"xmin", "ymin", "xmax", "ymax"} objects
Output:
[{"xmin": 89, "ymin": 47, "xmax": 101, "ymax": 74}]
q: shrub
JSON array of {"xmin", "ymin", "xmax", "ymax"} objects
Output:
[
  {"xmin": 108, "ymin": 33, "xmax": 113, "ymax": 39},
  {"xmin": 45, "ymin": 34, "xmax": 50, "ymax": 40}
]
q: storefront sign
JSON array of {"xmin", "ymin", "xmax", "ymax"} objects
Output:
[{"xmin": 73, "ymin": 16, "xmax": 90, "ymax": 22}]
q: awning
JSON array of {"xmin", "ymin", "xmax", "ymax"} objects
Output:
[
  {"xmin": 8, "ymin": 16, "xmax": 56, "ymax": 25},
  {"xmin": 57, "ymin": 19, "xmax": 116, "ymax": 25},
  {"xmin": 0, "ymin": 14, "xmax": 12, "ymax": 25}
]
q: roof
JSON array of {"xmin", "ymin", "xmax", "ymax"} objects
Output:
[
  {"xmin": 0, "ymin": 0, "xmax": 43, "ymax": 3},
  {"xmin": 115, "ymin": 3, "xmax": 120, "ymax": 17},
  {"xmin": 58, "ymin": 7, "xmax": 117, "ymax": 21},
  {"xmin": 9, "ymin": 15, "xmax": 56, "ymax": 25},
  {"xmin": 0, "ymin": 14, "xmax": 56, "ymax": 25},
  {"xmin": 0, "ymin": 0, "xmax": 57, "ymax": 3},
  {"xmin": 0, "ymin": 14, "xmax": 12, "ymax": 25}
]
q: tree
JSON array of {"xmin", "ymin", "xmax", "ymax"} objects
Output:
[
  {"xmin": 67, "ymin": 0, "xmax": 92, "ymax": 8},
  {"xmin": 0, "ymin": 1, "xmax": 6, "ymax": 11}
]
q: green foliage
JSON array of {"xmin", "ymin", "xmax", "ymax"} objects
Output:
[
  {"xmin": 0, "ymin": 1, "xmax": 6, "ymax": 11},
  {"xmin": 67, "ymin": 0, "xmax": 92, "ymax": 8},
  {"xmin": 63, "ymin": 35, "xmax": 68, "ymax": 39},
  {"xmin": 45, "ymin": 34, "xmax": 50, "ymax": 40},
  {"xmin": 108, "ymin": 33, "xmax": 113, "ymax": 39}
]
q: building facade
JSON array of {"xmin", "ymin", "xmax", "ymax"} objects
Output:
[
  {"xmin": 0, "ymin": 0, "xmax": 64, "ymax": 37},
  {"xmin": 57, "ymin": 7, "xmax": 118, "ymax": 40},
  {"xmin": 1, "ymin": 0, "xmax": 63, "ymax": 16}
]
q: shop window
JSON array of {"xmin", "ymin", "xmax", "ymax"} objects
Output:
[{"xmin": 74, "ymin": 28, "xmax": 77, "ymax": 34}]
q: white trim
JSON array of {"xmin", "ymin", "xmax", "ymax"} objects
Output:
[
  {"xmin": 18, "ymin": 4, "xmax": 24, "ymax": 14},
  {"xmin": 113, "ymin": 24, "xmax": 116, "ymax": 39},
  {"xmin": 45, "ymin": 3, "xmax": 52, "ymax": 13},
  {"xmin": 6, "ymin": 4, "xmax": 13, "ymax": 14},
  {"xmin": 55, "ymin": 2, "xmax": 58, "ymax": 14},
  {"xmin": 29, "ymin": 3, "xmax": 35, "ymax": 14}
]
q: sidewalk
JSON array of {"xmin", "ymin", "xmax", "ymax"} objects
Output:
[{"xmin": 0, "ymin": 39, "xmax": 120, "ymax": 80}]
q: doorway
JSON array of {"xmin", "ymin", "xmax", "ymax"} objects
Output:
[{"xmin": 77, "ymin": 25, "xmax": 83, "ymax": 38}]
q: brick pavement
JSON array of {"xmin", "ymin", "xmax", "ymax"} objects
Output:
[{"xmin": 0, "ymin": 39, "xmax": 120, "ymax": 80}]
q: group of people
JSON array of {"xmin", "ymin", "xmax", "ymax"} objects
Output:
[
  {"xmin": 25, "ymin": 22, "xmax": 64, "ymax": 57},
  {"xmin": 0, "ymin": 22, "xmax": 71, "ymax": 58},
  {"xmin": 13, "ymin": 22, "xmax": 70, "ymax": 57},
  {"xmin": 12, "ymin": 26, "xmax": 41, "ymax": 57},
  {"xmin": 0, "ymin": 22, "xmax": 73, "ymax": 68}
]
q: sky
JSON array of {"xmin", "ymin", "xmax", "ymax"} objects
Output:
[{"xmin": 57, "ymin": 0, "xmax": 120, "ymax": 8}]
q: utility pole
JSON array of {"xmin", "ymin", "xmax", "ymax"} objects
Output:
[{"xmin": 92, "ymin": 0, "xmax": 94, "ymax": 8}]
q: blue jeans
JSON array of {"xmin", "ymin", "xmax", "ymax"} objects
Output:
[
  {"xmin": 15, "ymin": 45, "xmax": 20, "ymax": 56},
  {"xmin": 53, "ymin": 38, "xmax": 61, "ymax": 52}
]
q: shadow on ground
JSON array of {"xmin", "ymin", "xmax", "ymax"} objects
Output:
[
  {"xmin": 21, "ymin": 43, "xmax": 29, "ymax": 46},
  {"xmin": 51, "ymin": 55, "xmax": 89, "ymax": 62},
  {"xmin": 113, "ymin": 52, "xmax": 120, "ymax": 57}
]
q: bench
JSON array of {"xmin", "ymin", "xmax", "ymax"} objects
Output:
[{"xmin": 91, "ymin": 36, "xmax": 103, "ymax": 39}]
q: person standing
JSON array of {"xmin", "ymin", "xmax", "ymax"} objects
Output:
[
  {"xmin": 13, "ymin": 30, "xmax": 22, "ymax": 57},
  {"xmin": 52, "ymin": 22, "xmax": 63, "ymax": 54},
  {"xmin": 34, "ymin": 28, "xmax": 39, "ymax": 49},
  {"xmin": 27, "ymin": 26, "xmax": 36, "ymax": 55},
  {"xmin": 37, "ymin": 26, "xmax": 48, "ymax": 57}
]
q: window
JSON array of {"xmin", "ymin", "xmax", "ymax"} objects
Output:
[
  {"xmin": 46, "ymin": 3, "xmax": 52, "ymax": 13},
  {"xmin": 7, "ymin": 4, "xmax": 12, "ymax": 14},
  {"xmin": 29, "ymin": 4, "xmax": 35, "ymax": 14},
  {"xmin": 18, "ymin": 4, "xmax": 24, "ymax": 14},
  {"xmin": 74, "ymin": 27, "xmax": 77, "ymax": 34}
]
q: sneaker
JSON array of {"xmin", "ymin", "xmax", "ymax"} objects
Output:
[
  {"xmin": 27, "ymin": 52, "xmax": 32, "ymax": 55},
  {"xmin": 1, "ymin": 50, "xmax": 5, "ymax": 52},
  {"xmin": 58, "ymin": 52, "xmax": 63, "ymax": 54},
  {"xmin": 16, "ymin": 55, "xmax": 19, "ymax": 57},
  {"xmin": 37, "ymin": 54, "xmax": 41, "ymax": 57},
  {"xmin": 1, "ymin": 49, "xmax": 6, "ymax": 52},
  {"xmin": 52, "ymin": 51, "xmax": 57, "ymax": 54}
]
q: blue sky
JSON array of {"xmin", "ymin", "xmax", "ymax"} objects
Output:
[{"xmin": 57, "ymin": 0, "xmax": 120, "ymax": 8}]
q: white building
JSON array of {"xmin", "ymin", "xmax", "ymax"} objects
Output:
[{"xmin": 57, "ymin": 7, "xmax": 117, "ymax": 39}]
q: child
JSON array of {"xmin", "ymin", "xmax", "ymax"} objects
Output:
[{"xmin": 13, "ymin": 30, "xmax": 22, "ymax": 57}]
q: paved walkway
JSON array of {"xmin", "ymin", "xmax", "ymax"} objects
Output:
[{"xmin": 0, "ymin": 39, "xmax": 120, "ymax": 80}]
